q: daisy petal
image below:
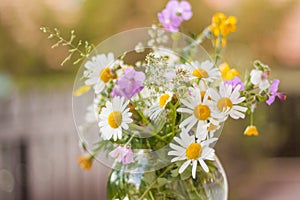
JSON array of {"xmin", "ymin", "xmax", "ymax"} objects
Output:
[
  {"xmin": 199, "ymin": 159, "xmax": 209, "ymax": 173},
  {"xmin": 192, "ymin": 160, "xmax": 198, "ymax": 179},
  {"xmin": 179, "ymin": 160, "xmax": 191, "ymax": 174}
]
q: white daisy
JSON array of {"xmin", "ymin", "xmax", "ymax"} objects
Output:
[
  {"xmin": 84, "ymin": 53, "xmax": 115, "ymax": 94},
  {"xmin": 98, "ymin": 96, "xmax": 133, "ymax": 141},
  {"xmin": 177, "ymin": 87, "xmax": 224, "ymax": 140},
  {"xmin": 168, "ymin": 131, "xmax": 217, "ymax": 179},
  {"xmin": 148, "ymin": 92, "xmax": 173, "ymax": 120},
  {"xmin": 209, "ymin": 82, "xmax": 247, "ymax": 119},
  {"xmin": 190, "ymin": 60, "xmax": 220, "ymax": 83},
  {"xmin": 250, "ymin": 69, "xmax": 270, "ymax": 90}
]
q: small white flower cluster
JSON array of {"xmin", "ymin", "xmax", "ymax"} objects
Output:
[{"xmin": 147, "ymin": 24, "xmax": 168, "ymax": 47}]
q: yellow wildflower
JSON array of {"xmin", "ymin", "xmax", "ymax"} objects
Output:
[
  {"xmin": 77, "ymin": 155, "xmax": 93, "ymax": 170},
  {"xmin": 221, "ymin": 16, "xmax": 237, "ymax": 37},
  {"xmin": 209, "ymin": 13, "xmax": 226, "ymax": 36},
  {"xmin": 219, "ymin": 62, "xmax": 240, "ymax": 80},
  {"xmin": 244, "ymin": 125, "xmax": 259, "ymax": 136},
  {"xmin": 73, "ymin": 85, "xmax": 91, "ymax": 96},
  {"xmin": 210, "ymin": 13, "xmax": 237, "ymax": 37},
  {"xmin": 209, "ymin": 13, "xmax": 237, "ymax": 47},
  {"xmin": 212, "ymin": 13, "xmax": 227, "ymax": 25}
]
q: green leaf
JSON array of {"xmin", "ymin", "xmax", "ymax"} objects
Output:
[
  {"xmin": 157, "ymin": 177, "xmax": 168, "ymax": 187},
  {"xmin": 171, "ymin": 168, "xmax": 179, "ymax": 177},
  {"xmin": 143, "ymin": 171, "xmax": 156, "ymax": 186},
  {"xmin": 256, "ymin": 95, "xmax": 267, "ymax": 102},
  {"xmin": 180, "ymin": 166, "xmax": 192, "ymax": 180}
]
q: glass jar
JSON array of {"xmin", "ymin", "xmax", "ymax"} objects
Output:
[{"xmin": 107, "ymin": 154, "xmax": 228, "ymax": 200}]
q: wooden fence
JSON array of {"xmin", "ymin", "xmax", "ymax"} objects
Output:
[{"xmin": 0, "ymin": 88, "xmax": 110, "ymax": 200}]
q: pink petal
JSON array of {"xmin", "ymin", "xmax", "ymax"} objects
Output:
[{"xmin": 266, "ymin": 95, "xmax": 275, "ymax": 105}]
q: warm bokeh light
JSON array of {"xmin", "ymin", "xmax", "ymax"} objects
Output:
[
  {"xmin": 0, "ymin": 0, "xmax": 299, "ymax": 200},
  {"xmin": 276, "ymin": 0, "xmax": 300, "ymax": 67}
]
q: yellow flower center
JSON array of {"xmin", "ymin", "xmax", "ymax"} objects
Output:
[
  {"xmin": 186, "ymin": 143, "xmax": 202, "ymax": 160},
  {"xmin": 99, "ymin": 68, "xmax": 113, "ymax": 83},
  {"xmin": 159, "ymin": 94, "xmax": 170, "ymax": 108},
  {"xmin": 193, "ymin": 104, "xmax": 211, "ymax": 120},
  {"xmin": 217, "ymin": 98, "xmax": 233, "ymax": 112},
  {"xmin": 108, "ymin": 111, "xmax": 122, "ymax": 128},
  {"xmin": 192, "ymin": 68, "xmax": 209, "ymax": 79}
]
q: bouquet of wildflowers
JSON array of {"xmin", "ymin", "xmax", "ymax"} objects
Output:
[{"xmin": 42, "ymin": 0, "xmax": 286, "ymax": 199}]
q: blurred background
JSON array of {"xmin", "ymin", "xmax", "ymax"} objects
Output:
[{"xmin": 0, "ymin": 0, "xmax": 299, "ymax": 199}]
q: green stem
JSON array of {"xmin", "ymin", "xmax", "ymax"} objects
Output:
[
  {"xmin": 162, "ymin": 130, "xmax": 179, "ymax": 139},
  {"xmin": 149, "ymin": 191, "xmax": 155, "ymax": 200},
  {"xmin": 90, "ymin": 145, "xmax": 103, "ymax": 158},
  {"xmin": 171, "ymin": 102, "xmax": 179, "ymax": 136},
  {"xmin": 189, "ymin": 179, "xmax": 203, "ymax": 199},
  {"xmin": 172, "ymin": 32, "xmax": 179, "ymax": 50},
  {"xmin": 125, "ymin": 134, "xmax": 135, "ymax": 146},
  {"xmin": 134, "ymin": 105, "xmax": 150, "ymax": 125},
  {"xmin": 182, "ymin": 29, "xmax": 206, "ymax": 53},
  {"xmin": 129, "ymin": 123, "xmax": 168, "ymax": 143},
  {"xmin": 196, "ymin": 30, "xmax": 206, "ymax": 42},
  {"xmin": 250, "ymin": 111, "xmax": 254, "ymax": 126},
  {"xmin": 138, "ymin": 164, "xmax": 175, "ymax": 200},
  {"xmin": 40, "ymin": 27, "xmax": 91, "ymax": 64},
  {"xmin": 207, "ymin": 178, "xmax": 216, "ymax": 200}
]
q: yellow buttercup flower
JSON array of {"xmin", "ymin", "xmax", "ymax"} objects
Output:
[
  {"xmin": 219, "ymin": 62, "xmax": 240, "ymax": 80},
  {"xmin": 210, "ymin": 13, "xmax": 237, "ymax": 37},
  {"xmin": 209, "ymin": 13, "xmax": 237, "ymax": 47},
  {"xmin": 73, "ymin": 85, "xmax": 91, "ymax": 96},
  {"xmin": 209, "ymin": 13, "xmax": 226, "ymax": 36},
  {"xmin": 222, "ymin": 16, "xmax": 237, "ymax": 37},
  {"xmin": 244, "ymin": 125, "xmax": 259, "ymax": 136},
  {"xmin": 77, "ymin": 155, "xmax": 93, "ymax": 170},
  {"xmin": 212, "ymin": 13, "xmax": 227, "ymax": 25}
]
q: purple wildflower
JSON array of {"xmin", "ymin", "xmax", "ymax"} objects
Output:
[
  {"xmin": 266, "ymin": 79, "xmax": 286, "ymax": 105},
  {"xmin": 166, "ymin": 0, "xmax": 192, "ymax": 21},
  {"xmin": 158, "ymin": 9, "xmax": 181, "ymax": 32},
  {"xmin": 224, "ymin": 76, "xmax": 245, "ymax": 91},
  {"xmin": 158, "ymin": 0, "xmax": 192, "ymax": 32},
  {"xmin": 109, "ymin": 146, "xmax": 134, "ymax": 164},
  {"xmin": 112, "ymin": 68, "xmax": 145, "ymax": 99}
]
